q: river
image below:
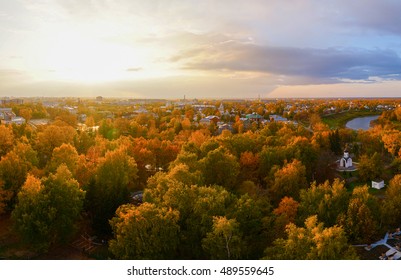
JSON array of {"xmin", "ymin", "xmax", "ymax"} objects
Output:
[{"xmin": 345, "ymin": 115, "xmax": 379, "ymax": 130}]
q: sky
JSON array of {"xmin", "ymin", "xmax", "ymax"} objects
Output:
[{"xmin": 1, "ymin": 0, "xmax": 401, "ymax": 99}]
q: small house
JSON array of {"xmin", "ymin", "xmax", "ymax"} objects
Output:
[{"xmin": 372, "ymin": 180, "xmax": 385, "ymax": 190}]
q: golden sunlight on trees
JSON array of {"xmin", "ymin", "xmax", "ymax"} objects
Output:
[
  {"xmin": 264, "ymin": 215, "xmax": 358, "ymax": 260},
  {"xmin": 272, "ymin": 196, "xmax": 299, "ymax": 240},
  {"xmin": 358, "ymin": 153, "xmax": 383, "ymax": 182},
  {"xmin": 202, "ymin": 216, "xmax": 242, "ymax": 260},
  {"xmin": 12, "ymin": 166, "xmax": 85, "ymax": 252},
  {"xmin": 267, "ymin": 159, "xmax": 307, "ymax": 205},
  {"xmin": 3, "ymin": 98, "xmax": 401, "ymax": 260},
  {"xmin": 381, "ymin": 175, "xmax": 401, "ymax": 227},
  {"xmin": 273, "ymin": 196, "xmax": 299, "ymax": 223},
  {"xmin": 0, "ymin": 151, "xmax": 32, "ymax": 209},
  {"xmin": 382, "ymin": 130, "xmax": 401, "ymax": 157},
  {"xmin": 36, "ymin": 125, "xmax": 77, "ymax": 166},
  {"xmin": 47, "ymin": 143, "xmax": 79, "ymax": 175},
  {"xmin": 19, "ymin": 108, "xmax": 32, "ymax": 122},
  {"xmin": 109, "ymin": 203, "xmax": 180, "ymax": 259},
  {"xmin": 0, "ymin": 125, "xmax": 14, "ymax": 157},
  {"xmin": 298, "ymin": 179, "xmax": 349, "ymax": 227}
]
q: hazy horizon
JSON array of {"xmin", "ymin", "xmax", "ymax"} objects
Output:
[{"xmin": 1, "ymin": 1, "xmax": 401, "ymax": 99}]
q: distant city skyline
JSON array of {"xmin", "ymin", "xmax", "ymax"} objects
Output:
[{"xmin": 1, "ymin": 0, "xmax": 401, "ymax": 99}]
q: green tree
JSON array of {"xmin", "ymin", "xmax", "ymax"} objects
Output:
[
  {"xmin": 86, "ymin": 147, "xmax": 138, "ymax": 233},
  {"xmin": 358, "ymin": 152, "xmax": 383, "ymax": 182},
  {"xmin": 199, "ymin": 147, "xmax": 240, "ymax": 190},
  {"xmin": 329, "ymin": 129, "xmax": 342, "ymax": 155},
  {"xmin": 264, "ymin": 216, "xmax": 358, "ymax": 260},
  {"xmin": 202, "ymin": 216, "xmax": 242, "ymax": 259},
  {"xmin": 144, "ymin": 174, "xmax": 235, "ymax": 259},
  {"xmin": 167, "ymin": 163, "xmax": 203, "ymax": 186},
  {"xmin": 74, "ymin": 130, "xmax": 96, "ymax": 155},
  {"xmin": 381, "ymin": 175, "xmax": 401, "ymax": 228},
  {"xmin": 12, "ymin": 166, "xmax": 85, "ymax": 252},
  {"xmin": 232, "ymin": 193, "xmax": 269, "ymax": 259},
  {"xmin": 298, "ymin": 179, "xmax": 349, "ymax": 227},
  {"xmin": 339, "ymin": 186, "xmax": 379, "ymax": 244},
  {"xmin": 0, "ymin": 180, "xmax": 12, "ymax": 215},
  {"xmin": 109, "ymin": 203, "xmax": 180, "ymax": 259}
]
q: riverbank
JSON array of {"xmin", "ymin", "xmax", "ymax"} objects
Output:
[{"xmin": 322, "ymin": 110, "xmax": 381, "ymax": 129}]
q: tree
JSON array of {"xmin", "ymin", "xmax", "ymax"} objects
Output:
[
  {"xmin": 358, "ymin": 153, "xmax": 383, "ymax": 182},
  {"xmin": 167, "ymin": 163, "xmax": 203, "ymax": 186},
  {"xmin": 199, "ymin": 147, "xmax": 240, "ymax": 190},
  {"xmin": 329, "ymin": 129, "xmax": 342, "ymax": 155},
  {"xmin": 12, "ymin": 166, "xmax": 85, "ymax": 252},
  {"xmin": 382, "ymin": 130, "xmax": 401, "ymax": 157},
  {"xmin": 202, "ymin": 216, "xmax": 242, "ymax": 259},
  {"xmin": 274, "ymin": 196, "xmax": 299, "ymax": 224},
  {"xmin": 109, "ymin": 203, "xmax": 180, "ymax": 259},
  {"xmin": 271, "ymin": 196, "xmax": 299, "ymax": 240},
  {"xmin": 232, "ymin": 193, "xmax": 269, "ymax": 259},
  {"xmin": 298, "ymin": 179, "xmax": 349, "ymax": 227},
  {"xmin": 19, "ymin": 108, "xmax": 32, "ymax": 122},
  {"xmin": 144, "ymin": 174, "xmax": 235, "ymax": 259},
  {"xmin": 264, "ymin": 216, "xmax": 358, "ymax": 260},
  {"xmin": 0, "ymin": 180, "xmax": 12, "ymax": 215},
  {"xmin": 0, "ymin": 151, "xmax": 31, "ymax": 209},
  {"xmin": 0, "ymin": 125, "xmax": 14, "ymax": 157},
  {"xmin": 339, "ymin": 186, "xmax": 380, "ymax": 244},
  {"xmin": 35, "ymin": 125, "xmax": 77, "ymax": 166},
  {"xmin": 286, "ymin": 136, "xmax": 319, "ymax": 181},
  {"xmin": 381, "ymin": 175, "xmax": 401, "ymax": 228},
  {"xmin": 267, "ymin": 159, "xmax": 307, "ymax": 205},
  {"xmin": 74, "ymin": 131, "xmax": 95, "ymax": 155},
  {"xmin": 47, "ymin": 143, "xmax": 79, "ymax": 175},
  {"xmin": 238, "ymin": 151, "xmax": 260, "ymax": 183},
  {"xmin": 86, "ymin": 147, "xmax": 138, "ymax": 233}
]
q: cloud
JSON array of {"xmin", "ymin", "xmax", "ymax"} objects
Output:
[
  {"xmin": 269, "ymin": 80, "xmax": 401, "ymax": 99},
  {"xmin": 337, "ymin": 0, "xmax": 401, "ymax": 36},
  {"xmin": 171, "ymin": 39, "xmax": 401, "ymax": 83},
  {"xmin": 126, "ymin": 67, "xmax": 142, "ymax": 72}
]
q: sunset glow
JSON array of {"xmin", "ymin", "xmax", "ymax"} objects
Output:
[{"xmin": 1, "ymin": 0, "xmax": 401, "ymax": 98}]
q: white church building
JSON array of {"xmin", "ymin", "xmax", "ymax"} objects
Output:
[{"xmin": 340, "ymin": 150, "xmax": 353, "ymax": 168}]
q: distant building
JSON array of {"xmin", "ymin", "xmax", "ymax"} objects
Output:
[
  {"xmin": 0, "ymin": 108, "xmax": 15, "ymax": 121},
  {"xmin": 246, "ymin": 113, "xmax": 263, "ymax": 122},
  {"xmin": 199, "ymin": 116, "xmax": 219, "ymax": 126},
  {"xmin": 192, "ymin": 104, "xmax": 216, "ymax": 112},
  {"xmin": 0, "ymin": 98, "xmax": 23, "ymax": 105},
  {"xmin": 0, "ymin": 108, "xmax": 25, "ymax": 125},
  {"xmin": 63, "ymin": 106, "xmax": 78, "ymax": 115},
  {"xmin": 6, "ymin": 116, "xmax": 25, "ymax": 125},
  {"xmin": 96, "ymin": 96, "xmax": 103, "ymax": 102},
  {"xmin": 79, "ymin": 114, "xmax": 87, "ymax": 123},
  {"xmin": 269, "ymin": 114, "xmax": 288, "ymax": 122},
  {"xmin": 217, "ymin": 123, "xmax": 234, "ymax": 134},
  {"xmin": 199, "ymin": 118, "xmax": 211, "ymax": 126}
]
